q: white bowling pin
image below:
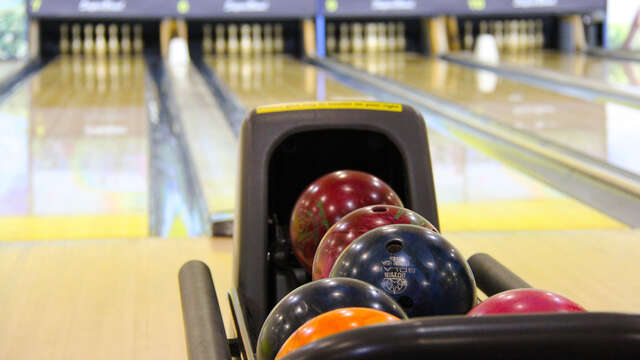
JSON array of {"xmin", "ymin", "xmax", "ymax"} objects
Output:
[
  {"xmin": 365, "ymin": 22, "xmax": 377, "ymax": 53},
  {"xmin": 326, "ymin": 23, "xmax": 336, "ymax": 54},
  {"xmin": 351, "ymin": 23, "xmax": 363, "ymax": 53},
  {"xmin": 84, "ymin": 24, "xmax": 94, "ymax": 56},
  {"xmin": 263, "ymin": 24, "xmax": 273, "ymax": 54},
  {"xmin": 494, "ymin": 21, "xmax": 504, "ymax": 52},
  {"xmin": 215, "ymin": 24, "xmax": 227, "ymax": 54},
  {"xmin": 203, "ymin": 24, "xmax": 214, "ymax": 54},
  {"xmin": 121, "ymin": 24, "xmax": 132, "ymax": 55},
  {"xmin": 535, "ymin": 20, "xmax": 544, "ymax": 49},
  {"xmin": 518, "ymin": 20, "xmax": 527, "ymax": 51},
  {"xmin": 387, "ymin": 22, "xmax": 396, "ymax": 52},
  {"xmin": 227, "ymin": 24, "xmax": 239, "ymax": 55},
  {"xmin": 95, "ymin": 24, "xmax": 107, "ymax": 57},
  {"xmin": 108, "ymin": 24, "xmax": 119, "ymax": 56},
  {"xmin": 377, "ymin": 23, "xmax": 387, "ymax": 52},
  {"xmin": 396, "ymin": 22, "xmax": 406, "ymax": 52},
  {"xmin": 252, "ymin": 24, "xmax": 263, "ymax": 55},
  {"xmin": 339, "ymin": 23, "xmax": 350, "ymax": 53},
  {"xmin": 527, "ymin": 20, "xmax": 536, "ymax": 51},
  {"xmin": 133, "ymin": 24, "xmax": 143, "ymax": 54},
  {"xmin": 71, "ymin": 24, "xmax": 82, "ymax": 55},
  {"xmin": 274, "ymin": 23, "xmax": 284, "ymax": 53},
  {"xmin": 463, "ymin": 21, "xmax": 474, "ymax": 51},
  {"xmin": 240, "ymin": 23, "xmax": 252, "ymax": 56},
  {"xmin": 479, "ymin": 20, "xmax": 488, "ymax": 35},
  {"xmin": 59, "ymin": 23, "xmax": 70, "ymax": 54}
]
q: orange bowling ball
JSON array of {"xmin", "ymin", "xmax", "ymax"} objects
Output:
[{"xmin": 275, "ymin": 307, "xmax": 400, "ymax": 359}]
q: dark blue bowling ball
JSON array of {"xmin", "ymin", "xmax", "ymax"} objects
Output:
[
  {"xmin": 256, "ymin": 277, "xmax": 407, "ymax": 360},
  {"xmin": 330, "ymin": 224, "xmax": 476, "ymax": 317}
]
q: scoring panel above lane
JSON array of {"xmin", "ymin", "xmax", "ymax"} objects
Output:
[{"xmin": 28, "ymin": 0, "xmax": 316, "ymax": 19}]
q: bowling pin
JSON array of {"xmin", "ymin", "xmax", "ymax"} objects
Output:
[
  {"xmin": 396, "ymin": 22, "xmax": 406, "ymax": 52},
  {"xmin": 84, "ymin": 24, "xmax": 94, "ymax": 56},
  {"xmin": 133, "ymin": 24, "xmax": 143, "ymax": 54},
  {"xmin": 215, "ymin": 24, "xmax": 226, "ymax": 54},
  {"xmin": 108, "ymin": 24, "xmax": 119, "ymax": 56},
  {"xmin": 508, "ymin": 20, "xmax": 519, "ymax": 52},
  {"xmin": 274, "ymin": 23, "xmax": 284, "ymax": 53},
  {"xmin": 121, "ymin": 24, "xmax": 132, "ymax": 55},
  {"xmin": 494, "ymin": 21, "xmax": 504, "ymax": 52},
  {"xmin": 263, "ymin": 24, "xmax": 273, "ymax": 54},
  {"xmin": 463, "ymin": 21, "xmax": 473, "ymax": 51},
  {"xmin": 365, "ymin": 22, "xmax": 377, "ymax": 53},
  {"xmin": 351, "ymin": 23, "xmax": 363, "ymax": 53},
  {"xmin": 518, "ymin": 20, "xmax": 527, "ymax": 51},
  {"xmin": 479, "ymin": 20, "xmax": 488, "ymax": 35},
  {"xmin": 339, "ymin": 23, "xmax": 350, "ymax": 53},
  {"xmin": 202, "ymin": 24, "xmax": 214, "ymax": 54},
  {"xmin": 377, "ymin": 23, "xmax": 387, "ymax": 52},
  {"xmin": 252, "ymin": 23, "xmax": 263, "ymax": 55},
  {"xmin": 527, "ymin": 20, "xmax": 536, "ymax": 51},
  {"xmin": 240, "ymin": 23, "xmax": 252, "ymax": 56},
  {"xmin": 95, "ymin": 24, "xmax": 107, "ymax": 58},
  {"xmin": 387, "ymin": 22, "xmax": 396, "ymax": 52},
  {"xmin": 326, "ymin": 23, "xmax": 336, "ymax": 55},
  {"xmin": 535, "ymin": 19, "xmax": 544, "ymax": 49},
  {"xmin": 227, "ymin": 24, "xmax": 239, "ymax": 55},
  {"xmin": 71, "ymin": 24, "xmax": 82, "ymax": 55},
  {"xmin": 59, "ymin": 23, "xmax": 70, "ymax": 54}
]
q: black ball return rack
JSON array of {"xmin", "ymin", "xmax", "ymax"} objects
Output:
[{"xmin": 178, "ymin": 102, "xmax": 640, "ymax": 359}]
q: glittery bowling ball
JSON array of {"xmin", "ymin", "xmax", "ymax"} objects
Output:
[
  {"xmin": 312, "ymin": 205, "xmax": 437, "ymax": 280},
  {"xmin": 290, "ymin": 170, "xmax": 402, "ymax": 272}
]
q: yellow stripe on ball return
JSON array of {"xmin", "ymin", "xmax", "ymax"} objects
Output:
[{"xmin": 256, "ymin": 101, "xmax": 403, "ymax": 114}]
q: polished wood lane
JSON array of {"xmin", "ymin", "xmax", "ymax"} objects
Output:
[
  {"xmin": 0, "ymin": 56, "xmax": 149, "ymax": 240},
  {"xmin": 337, "ymin": 52, "xmax": 640, "ymax": 176},
  {"xmin": 0, "ymin": 237, "xmax": 233, "ymax": 360},
  {"xmin": 168, "ymin": 63, "xmax": 236, "ymax": 216},
  {"xmin": 201, "ymin": 55, "xmax": 623, "ymax": 232}
]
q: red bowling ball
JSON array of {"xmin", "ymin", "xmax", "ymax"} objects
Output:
[
  {"xmin": 312, "ymin": 205, "xmax": 437, "ymax": 280},
  {"xmin": 290, "ymin": 170, "xmax": 402, "ymax": 272},
  {"xmin": 467, "ymin": 288, "xmax": 586, "ymax": 316}
]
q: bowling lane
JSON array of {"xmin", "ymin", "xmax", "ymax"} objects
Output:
[
  {"xmin": 495, "ymin": 50, "xmax": 640, "ymax": 91},
  {"xmin": 0, "ymin": 56, "xmax": 149, "ymax": 240},
  {"xmin": 336, "ymin": 52, "xmax": 640, "ymax": 176},
  {"xmin": 203, "ymin": 55, "xmax": 623, "ymax": 232},
  {"xmin": 167, "ymin": 61, "xmax": 236, "ymax": 217}
]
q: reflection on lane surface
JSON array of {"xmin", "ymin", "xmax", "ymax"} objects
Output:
[
  {"xmin": 498, "ymin": 50, "xmax": 640, "ymax": 89},
  {"xmin": 336, "ymin": 52, "xmax": 640, "ymax": 176},
  {"xmin": 205, "ymin": 55, "xmax": 623, "ymax": 231},
  {"xmin": 0, "ymin": 56, "xmax": 148, "ymax": 240}
]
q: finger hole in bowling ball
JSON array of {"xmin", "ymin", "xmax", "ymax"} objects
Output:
[
  {"xmin": 386, "ymin": 240, "xmax": 403, "ymax": 254},
  {"xmin": 372, "ymin": 206, "xmax": 388, "ymax": 213},
  {"xmin": 398, "ymin": 296, "xmax": 413, "ymax": 309}
]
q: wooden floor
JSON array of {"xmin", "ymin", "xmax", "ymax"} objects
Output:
[
  {"xmin": 337, "ymin": 52, "xmax": 640, "ymax": 175},
  {"xmin": 0, "ymin": 237, "xmax": 233, "ymax": 360},
  {"xmin": 0, "ymin": 229, "xmax": 638, "ymax": 359}
]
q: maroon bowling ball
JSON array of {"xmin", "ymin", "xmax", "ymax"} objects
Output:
[
  {"xmin": 312, "ymin": 205, "xmax": 437, "ymax": 280},
  {"xmin": 290, "ymin": 170, "xmax": 402, "ymax": 272}
]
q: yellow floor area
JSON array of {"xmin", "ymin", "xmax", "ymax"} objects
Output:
[{"xmin": 0, "ymin": 230, "xmax": 638, "ymax": 359}]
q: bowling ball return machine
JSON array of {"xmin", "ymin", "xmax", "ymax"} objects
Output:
[{"xmin": 179, "ymin": 102, "xmax": 640, "ymax": 359}]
